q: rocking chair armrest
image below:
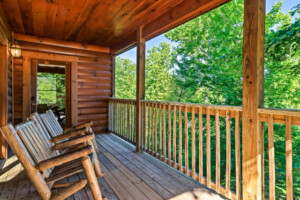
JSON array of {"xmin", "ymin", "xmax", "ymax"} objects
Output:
[
  {"xmin": 36, "ymin": 145, "xmax": 93, "ymax": 171},
  {"xmin": 72, "ymin": 121, "xmax": 93, "ymax": 129},
  {"xmin": 63, "ymin": 122, "xmax": 93, "ymax": 134},
  {"xmin": 51, "ymin": 133, "xmax": 95, "ymax": 151},
  {"xmin": 52, "ymin": 127, "xmax": 88, "ymax": 143}
]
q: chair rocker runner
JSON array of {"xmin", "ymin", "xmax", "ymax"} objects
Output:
[
  {"xmin": 0, "ymin": 122, "xmax": 105, "ymax": 200},
  {"xmin": 30, "ymin": 110, "xmax": 104, "ymax": 178}
]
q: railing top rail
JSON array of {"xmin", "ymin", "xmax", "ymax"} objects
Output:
[
  {"xmin": 109, "ymin": 98, "xmax": 300, "ymax": 116},
  {"xmin": 141, "ymin": 100, "xmax": 243, "ymax": 111},
  {"xmin": 258, "ymin": 108, "xmax": 300, "ymax": 116},
  {"xmin": 109, "ymin": 98, "xmax": 136, "ymax": 101}
]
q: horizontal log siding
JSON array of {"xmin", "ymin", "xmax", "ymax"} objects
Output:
[
  {"xmin": 12, "ymin": 42, "xmax": 112, "ymax": 133},
  {"xmin": 13, "ymin": 57, "xmax": 23, "ymax": 124},
  {"xmin": 77, "ymin": 56, "xmax": 112, "ymax": 133}
]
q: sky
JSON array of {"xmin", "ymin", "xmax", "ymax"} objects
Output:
[{"xmin": 118, "ymin": 0, "xmax": 299, "ymax": 63}]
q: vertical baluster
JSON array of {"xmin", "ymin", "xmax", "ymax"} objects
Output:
[
  {"xmin": 285, "ymin": 115, "xmax": 293, "ymax": 200},
  {"xmin": 159, "ymin": 103, "xmax": 162, "ymax": 159},
  {"xmin": 117, "ymin": 101, "xmax": 119, "ymax": 134},
  {"xmin": 134, "ymin": 101, "xmax": 136, "ymax": 143},
  {"xmin": 155, "ymin": 103, "xmax": 158, "ymax": 158},
  {"xmin": 121, "ymin": 101, "xmax": 123, "ymax": 136},
  {"xmin": 127, "ymin": 102, "xmax": 130, "ymax": 140},
  {"xmin": 173, "ymin": 105, "xmax": 177, "ymax": 168},
  {"xmin": 216, "ymin": 109, "xmax": 220, "ymax": 192},
  {"xmin": 142, "ymin": 102, "xmax": 146, "ymax": 151},
  {"xmin": 109, "ymin": 101, "xmax": 111, "ymax": 131},
  {"xmin": 185, "ymin": 106, "xmax": 189, "ymax": 176},
  {"xmin": 152, "ymin": 104, "xmax": 155, "ymax": 156},
  {"xmin": 191, "ymin": 106, "xmax": 195, "ymax": 179},
  {"xmin": 163, "ymin": 104, "xmax": 166, "ymax": 163},
  {"xmin": 199, "ymin": 107, "xmax": 203, "ymax": 183},
  {"xmin": 113, "ymin": 101, "xmax": 116, "ymax": 132},
  {"xmin": 179, "ymin": 106, "xmax": 183, "ymax": 173},
  {"xmin": 206, "ymin": 108, "xmax": 211, "ymax": 187},
  {"xmin": 225, "ymin": 110, "xmax": 231, "ymax": 198},
  {"xmin": 168, "ymin": 104, "xmax": 171, "ymax": 166},
  {"xmin": 235, "ymin": 111, "xmax": 241, "ymax": 200},
  {"xmin": 148, "ymin": 103, "xmax": 151, "ymax": 153}
]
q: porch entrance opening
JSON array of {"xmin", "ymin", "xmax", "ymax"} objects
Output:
[{"xmin": 36, "ymin": 63, "xmax": 66, "ymax": 127}]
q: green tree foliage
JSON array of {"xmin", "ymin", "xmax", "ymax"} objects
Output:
[
  {"xmin": 115, "ymin": 57, "xmax": 136, "ymax": 98},
  {"xmin": 115, "ymin": 0, "xmax": 299, "ymax": 198},
  {"xmin": 37, "ymin": 72, "xmax": 65, "ymax": 108}
]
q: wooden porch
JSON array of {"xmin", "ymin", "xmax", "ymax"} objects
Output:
[{"xmin": 0, "ymin": 133, "xmax": 225, "ymax": 200}]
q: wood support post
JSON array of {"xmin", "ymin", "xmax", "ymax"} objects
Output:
[
  {"xmin": 0, "ymin": 45, "xmax": 8, "ymax": 159},
  {"xmin": 112, "ymin": 56, "xmax": 115, "ymax": 98},
  {"xmin": 23, "ymin": 56, "xmax": 31, "ymax": 121},
  {"xmin": 242, "ymin": 0, "xmax": 265, "ymax": 199},
  {"xmin": 135, "ymin": 27, "xmax": 145, "ymax": 152}
]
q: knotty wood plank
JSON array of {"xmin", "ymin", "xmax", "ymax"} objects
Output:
[
  {"xmin": 178, "ymin": 106, "xmax": 183, "ymax": 173},
  {"xmin": 159, "ymin": 103, "xmax": 162, "ymax": 158},
  {"xmin": 163, "ymin": 104, "xmax": 166, "ymax": 163},
  {"xmin": 225, "ymin": 110, "xmax": 231, "ymax": 198},
  {"xmin": 172, "ymin": 105, "xmax": 177, "ymax": 168},
  {"xmin": 206, "ymin": 108, "xmax": 211, "ymax": 187},
  {"xmin": 191, "ymin": 107, "xmax": 196, "ymax": 179},
  {"xmin": 285, "ymin": 115, "xmax": 293, "ymax": 200},
  {"xmin": 168, "ymin": 104, "xmax": 171, "ymax": 166},
  {"xmin": 155, "ymin": 103, "xmax": 158, "ymax": 157},
  {"xmin": 235, "ymin": 111, "xmax": 241, "ymax": 200},
  {"xmin": 242, "ymin": 0, "xmax": 266, "ymax": 198},
  {"xmin": 184, "ymin": 106, "xmax": 189, "ymax": 176},
  {"xmin": 215, "ymin": 109, "xmax": 220, "ymax": 193}
]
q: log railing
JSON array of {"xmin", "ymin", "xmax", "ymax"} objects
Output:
[
  {"xmin": 108, "ymin": 98, "xmax": 136, "ymax": 144},
  {"xmin": 108, "ymin": 98, "xmax": 299, "ymax": 199}
]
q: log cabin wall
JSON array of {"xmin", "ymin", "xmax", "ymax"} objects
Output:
[
  {"xmin": 0, "ymin": 9, "xmax": 12, "ymax": 158},
  {"xmin": 13, "ymin": 57, "xmax": 23, "ymax": 124},
  {"xmin": 12, "ymin": 39, "xmax": 112, "ymax": 134}
]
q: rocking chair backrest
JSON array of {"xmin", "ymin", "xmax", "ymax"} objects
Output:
[
  {"xmin": 47, "ymin": 109, "xmax": 64, "ymax": 133},
  {"xmin": 15, "ymin": 121, "xmax": 59, "ymax": 177},
  {"xmin": 0, "ymin": 124, "xmax": 51, "ymax": 200},
  {"xmin": 39, "ymin": 110, "xmax": 63, "ymax": 139}
]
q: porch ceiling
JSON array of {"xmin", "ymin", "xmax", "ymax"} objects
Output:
[{"xmin": 0, "ymin": 0, "xmax": 230, "ymax": 54}]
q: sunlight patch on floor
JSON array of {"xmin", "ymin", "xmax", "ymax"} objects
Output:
[
  {"xmin": 0, "ymin": 155, "xmax": 23, "ymax": 182},
  {"xmin": 168, "ymin": 188, "xmax": 225, "ymax": 200}
]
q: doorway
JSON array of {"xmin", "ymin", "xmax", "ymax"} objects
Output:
[
  {"xmin": 29, "ymin": 59, "xmax": 74, "ymax": 129},
  {"xmin": 36, "ymin": 61, "xmax": 66, "ymax": 127}
]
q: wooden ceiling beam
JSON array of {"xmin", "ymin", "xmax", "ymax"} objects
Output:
[
  {"xmin": 18, "ymin": 41, "xmax": 109, "ymax": 58},
  {"xmin": 111, "ymin": 0, "xmax": 231, "ymax": 54},
  {"xmin": 15, "ymin": 33, "xmax": 110, "ymax": 53}
]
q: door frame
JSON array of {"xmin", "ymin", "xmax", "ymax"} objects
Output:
[{"xmin": 22, "ymin": 51, "xmax": 78, "ymax": 128}]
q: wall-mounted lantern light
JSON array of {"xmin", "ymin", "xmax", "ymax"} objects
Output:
[{"xmin": 10, "ymin": 32, "xmax": 22, "ymax": 57}]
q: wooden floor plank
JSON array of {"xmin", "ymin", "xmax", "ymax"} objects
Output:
[
  {"xmin": 108, "ymin": 133, "xmax": 203, "ymax": 189},
  {"xmin": 98, "ymin": 136, "xmax": 181, "ymax": 196},
  {"xmin": 100, "ymin": 134, "xmax": 190, "ymax": 193},
  {"xmin": 0, "ymin": 133, "xmax": 226, "ymax": 200},
  {"xmin": 97, "ymin": 139, "xmax": 173, "ymax": 199},
  {"xmin": 104, "ymin": 152, "xmax": 163, "ymax": 200}
]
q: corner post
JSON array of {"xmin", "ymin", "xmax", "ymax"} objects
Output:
[
  {"xmin": 136, "ymin": 27, "xmax": 145, "ymax": 152},
  {"xmin": 242, "ymin": 0, "xmax": 265, "ymax": 199}
]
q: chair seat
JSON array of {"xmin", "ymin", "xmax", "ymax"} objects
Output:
[{"xmin": 45, "ymin": 158, "xmax": 83, "ymax": 183}]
